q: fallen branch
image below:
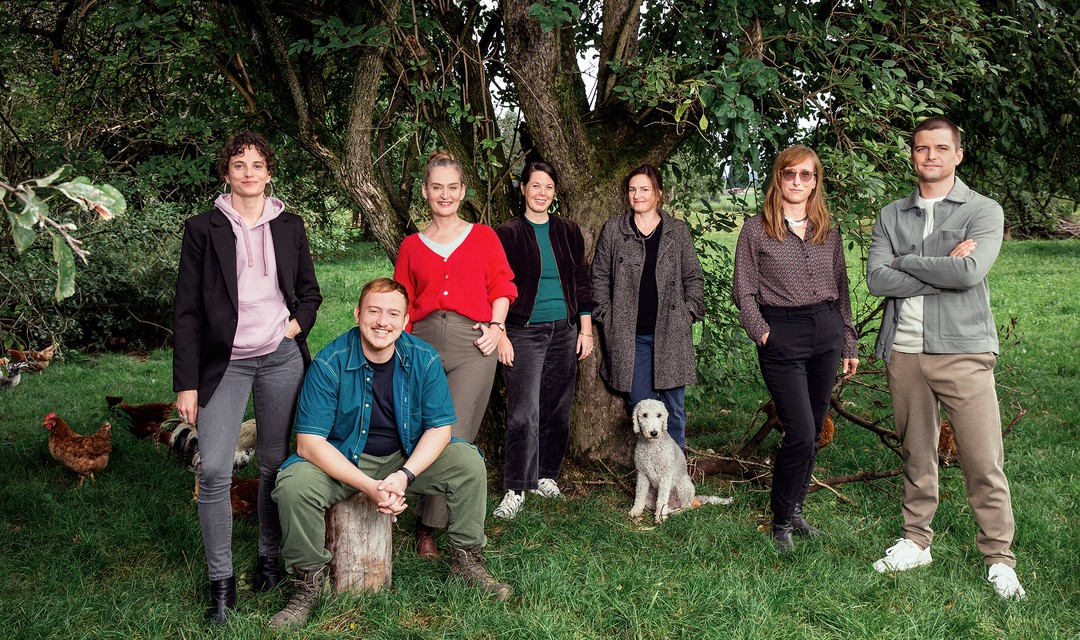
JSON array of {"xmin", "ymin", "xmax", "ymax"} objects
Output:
[
  {"xmin": 1002, "ymin": 403, "xmax": 1028, "ymax": 439},
  {"xmin": 808, "ymin": 466, "xmax": 903, "ymax": 494}
]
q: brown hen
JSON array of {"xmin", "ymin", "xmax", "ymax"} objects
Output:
[
  {"xmin": 106, "ymin": 395, "xmax": 176, "ymax": 439},
  {"xmin": 8, "ymin": 344, "xmax": 57, "ymax": 371},
  {"xmin": 44, "ymin": 412, "xmax": 112, "ymax": 487}
]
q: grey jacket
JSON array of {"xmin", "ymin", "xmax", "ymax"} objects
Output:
[
  {"xmin": 867, "ymin": 177, "xmax": 1002, "ymax": 361},
  {"xmin": 592, "ymin": 210, "xmax": 705, "ymax": 391}
]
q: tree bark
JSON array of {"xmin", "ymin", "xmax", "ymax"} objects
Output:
[{"xmin": 325, "ymin": 492, "xmax": 393, "ymax": 593}]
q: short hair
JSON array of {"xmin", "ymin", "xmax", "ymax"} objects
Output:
[
  {"xmin": 423, "ymin": 149, "xmax": 465, "ymax": 185},
  {"xmin": 217, "ymin": 131, "xmax": 277, "ymax": 180},
  {"xmin": 911, "ymin": 117, "xmax": 962, "ymax": 150},
  {"xmin": 624, "ymin": 164, "xmax": 664, "ymax": 194},
  {"xmin": 521, "ymin": 160, "xmax": 558, "ymax": 187},
  {"xmin": 358, "ymin": 278, "xmax": 409, "ymax": 309}
]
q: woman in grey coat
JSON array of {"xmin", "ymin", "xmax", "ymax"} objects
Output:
[{"xmin": 592, "ymin": 164, "xmax": 705, "ymax": 449}]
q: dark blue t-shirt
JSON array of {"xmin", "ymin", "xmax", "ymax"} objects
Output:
[{"xmin": 362, "ymin": 357, "xmax": 401, "ymax": 456}]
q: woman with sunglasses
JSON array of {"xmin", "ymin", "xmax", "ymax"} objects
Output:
[{"xmin": 732, "ymin": 145, "xmax": 859, "ymax": 552}]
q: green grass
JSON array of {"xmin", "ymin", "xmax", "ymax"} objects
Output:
[{"xmin": 1, "ymin": 240, "xmax": 1077, "ymax": 639}]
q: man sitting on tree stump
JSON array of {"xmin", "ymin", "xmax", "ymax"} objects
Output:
[{"xmin": 270, "ymin": 277, "xmax": 511, "ymax": 629}]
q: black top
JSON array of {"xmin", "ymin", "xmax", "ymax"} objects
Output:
[
  {"xmin": 362, "ymin": 357, "xmax": 401, "ymax": 456},
  {"xmin": 634, "ymin": 219, "xmax": 662, "ymax": 335}
]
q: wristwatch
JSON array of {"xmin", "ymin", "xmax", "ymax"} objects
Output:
[
  {"xmin": 399, "ymin": 466, "xmax": 416, "ymax": 486},
  {"xmin": 489, "ymin": 321, "xmax": 505, "ymax": 331}
]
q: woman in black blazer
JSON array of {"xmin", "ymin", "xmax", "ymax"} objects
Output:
[{"xmin": 173, "ymin": 132, "xmax": 321, "ymax": 624}]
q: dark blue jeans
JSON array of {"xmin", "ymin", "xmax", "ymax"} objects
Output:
[
  {"xmin": 502, "ymin": 319, "xmax": 578, "ymax": 491},
  {"xmin": 756, "ymin": 301, "xmax": 844, "ymax": 522},
  {"xmin": 630, "ymin": 334, "xmax": 687, "ymax": 450}
]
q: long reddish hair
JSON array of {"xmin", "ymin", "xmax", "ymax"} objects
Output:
[{"xmin": 762, "ymin": 145, "xmax": 831, "ymax": 244}]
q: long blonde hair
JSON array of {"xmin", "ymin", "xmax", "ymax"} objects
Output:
[{"xmin": 762, "ymin": 145, "xmax": 831, "ymax": 244}]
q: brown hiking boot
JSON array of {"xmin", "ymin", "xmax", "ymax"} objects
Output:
[
  {"xmin": 449, "ymin": 545, "xmax": 512, "ymax": 602},
  {"xmin": 268, "ymin": 563, "xmax": 331, "ymax": 629}
]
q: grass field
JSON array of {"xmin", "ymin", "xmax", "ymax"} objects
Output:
[{"xmin": 1, "ymin": 238, "xmax": 1077, "ymax": 639}]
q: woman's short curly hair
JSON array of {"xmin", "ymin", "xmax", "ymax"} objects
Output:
[{"xmin": 216, "ymin": 131, "xmax": 277, "ymax": 180}]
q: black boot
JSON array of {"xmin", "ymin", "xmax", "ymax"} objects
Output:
[
  {"xmin": 253, "ymin": 554, "xmax": 283, "ymax": 592},
  {"xmin": 205, "ymin": 575, "xmax": 237, "ymax": 624},
  {"xmin": 772, "ymin": 520, "xmax": 795, "ymax": 553},
  {"xmin": 792, "ymin": 503, "xmax": 823, "ymax": 538}
]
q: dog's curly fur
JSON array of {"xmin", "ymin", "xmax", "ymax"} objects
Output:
[{"xmin": 629, "ymin": 399, "xmax": 733, "ymax": 523}]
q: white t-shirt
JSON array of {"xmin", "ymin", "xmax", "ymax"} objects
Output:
[{"xmin": 892, "ymin": 194, "xmax": 945, "ymax": 353}]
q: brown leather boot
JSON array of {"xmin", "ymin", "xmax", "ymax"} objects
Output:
[
  {"xmin": 268, "ymin": 563, "xmax": 330, "ymax": 629},
  {"xmin": 449, "ymin": 545, "xmax": 512, "ymax": 601},
  {"xmin": 416, "ymin": 521, "xmax": 440, "ymax": 560}
]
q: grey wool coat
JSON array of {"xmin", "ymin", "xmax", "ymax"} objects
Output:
[{"xmin": 592, "ymin": 210, "xmax": 705, "ymax": 391}]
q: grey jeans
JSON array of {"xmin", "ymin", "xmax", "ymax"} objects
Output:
[{"xmin": 197, "ymin": 337, "xmax": 304, "ymax": 580}]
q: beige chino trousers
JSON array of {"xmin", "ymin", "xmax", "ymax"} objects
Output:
[{"xmin": 886, "ymin": 351, "xmax": 1017, "ymax": 567}]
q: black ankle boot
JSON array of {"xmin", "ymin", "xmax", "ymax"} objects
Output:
[
  {"xmin": 792, "ymin": 503, "xmax": 823, "ymax": 538},
  {"xmin": 205, "ymin": 575, "xmax": 237, "ymax": 624},
  {"xmin": 253, "ymin": 555, "xmax": 283, "ymax": 592},
  {"xmin": 772, "ymin": 521, "xmax": 795, "ymax": 553}
]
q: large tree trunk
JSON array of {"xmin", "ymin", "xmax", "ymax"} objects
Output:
[{"xmin": 502, "ymin": 0, "xmax": 691, "ymax": 464}]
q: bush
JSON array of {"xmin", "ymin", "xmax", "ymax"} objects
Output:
[{"xmin": 0, "ymin": 199, "xmax": 182, "ymax": 351}]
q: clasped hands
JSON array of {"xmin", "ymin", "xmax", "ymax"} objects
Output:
[{"xmin": 367, "ymin": 470, "xmax": 410, "ymax": 518}]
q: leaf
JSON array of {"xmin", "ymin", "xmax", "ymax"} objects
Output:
[
  {"xmin": 6, "ymin": 210, "xmax": 36, "ymax": 252},
  {"xmin": 33, "ymin": 166, "xmax": 72, "ymax": 188},
  {"xmin": 54, "ymin": 178, "xmax": 127, "ymax": 221},
  {"xmin": 10, "ymin": 188, "xmax": 47, "ymax": 252},
  {"xmin": 699, "ymin": 113, "xmax": 709, "ymax": 131},
  {"xmin": 52, "ymin": 233, "xmax": 77, "ymax": 300}
]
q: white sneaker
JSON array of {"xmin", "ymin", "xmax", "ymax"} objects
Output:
[
  {"xmin": 493, "ymin": 490, "xmax": 525, "ymax": 520},
  {"xmin": 531, "ymin": 478, "xmax": 562, "ymax": 499},
  {"xmin": 873, "ymin": 538, "xmax": 933, "ymax": 573},
  {"xmin": 987, "ymin": 563, "xmax": 1027, "ymax": 600}
]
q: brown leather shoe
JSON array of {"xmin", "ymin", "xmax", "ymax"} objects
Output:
[{"xmin": 416, "ymin": 521, "xmax": 440, "ymax": 560}]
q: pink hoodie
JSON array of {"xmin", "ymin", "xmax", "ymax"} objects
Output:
[{"xmin": 215, "ymin": 193, "xmax": 291, "ymax": 360}]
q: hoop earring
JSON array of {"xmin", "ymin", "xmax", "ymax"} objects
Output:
[
  {"xmin": 266, "ymin": 180, "xmax": 273, "ymax": 199},
  {"xmin": 221, "ymin": 182, "xmax": 231, "ymax": 194}
]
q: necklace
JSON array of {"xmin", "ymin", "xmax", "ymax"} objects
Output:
[{"xmin": 784, "ymin": 215, "xmax": 807, "ymax": 227}]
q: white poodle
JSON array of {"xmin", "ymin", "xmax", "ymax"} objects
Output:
[{"xmin": 629, "ymin": 399, "xmax": 733, "ymax": 523}]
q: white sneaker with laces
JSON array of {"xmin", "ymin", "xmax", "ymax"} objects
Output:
[
  {"xmin": 531, "ymin": 477, "xmax": 562, "ymax": 499},
  {"xmin": 987, "ymin": 563, "xmax": 1026, "ymax": 600},
  {"xmin": 493, "ymin": 490, "xmax": 525, "ymax": 520},
  {"xmin": 873, "ymin": 538, "xmax": 933, "ymax": 573}
]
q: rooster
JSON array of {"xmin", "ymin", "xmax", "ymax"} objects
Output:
[
  {"xmin": 162, "ymin": 418, "xmax": 258, "ymax": 499},
  {"xmin": 1, "ymin": 359, "xmax": 30, "ymax": 389},
  {"xmin": 105, "ymin": 395, "xmax": 176, "ymax": 439},
  {"xmin": 43, "ymin": 412, "xmax": 112, "ymax": 487},
  {"xmin": 8, "ymin": 344, "xmax": 57, "ymax": 372}
]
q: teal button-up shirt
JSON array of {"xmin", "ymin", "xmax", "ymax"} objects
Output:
[{"xmin": 280, "ymin": 327, "xmax": 456, "ymax": 470}]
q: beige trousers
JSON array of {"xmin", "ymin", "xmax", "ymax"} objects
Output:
[
  {"xmin": 886, "ymin": 351, "xmax": 1016, "ymax": 567},
  {"xmin": 412, "ymin": 311, "xmax": 498, "ymax": 528}
]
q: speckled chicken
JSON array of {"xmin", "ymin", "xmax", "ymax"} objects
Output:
[
  {"xmin": 161, "ymin": 418, "xmax": 258, "ymax": 499},
  {"xmin": 44, "ymin": 412, "xmax": 112, "ymax": 487}
]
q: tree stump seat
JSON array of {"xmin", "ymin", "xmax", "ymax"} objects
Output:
[{"xmin": 325, "ymin": 492, "xmax": 393, "ymax": 594}]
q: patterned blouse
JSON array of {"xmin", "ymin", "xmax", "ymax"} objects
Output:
[{"xmin": 732, "ymin": 214, "xmax": 858, "ymax": 358}]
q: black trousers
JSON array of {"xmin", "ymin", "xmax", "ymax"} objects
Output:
[{"xmin": 757, "ymin": 301, "xmax": 844, "ymax": 521}]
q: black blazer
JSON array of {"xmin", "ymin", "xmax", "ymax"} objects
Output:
[{"xmin": 172, "ymin": 207, "xmax": 322, "ymax": 405}]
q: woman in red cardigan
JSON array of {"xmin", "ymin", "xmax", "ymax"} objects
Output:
[{"xmin": 393, "ymin": 150, "xmax": 517, "ymax": 559}]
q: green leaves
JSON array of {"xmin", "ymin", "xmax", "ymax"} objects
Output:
[
  {"xmin": 2, "ymin": 168, "xmax": 124, "ymax": 300},
  {"xmin": 52, "ymin": 234, "xmax": 76, "ymax": 300},
  {"xmin": 528, "ymin": 0, "xmax": 583, "ymax": 32},
  {"xmin": 54, "ymin": 178, "xmax": 127, "ymax": 221}
]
